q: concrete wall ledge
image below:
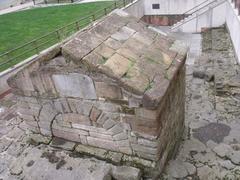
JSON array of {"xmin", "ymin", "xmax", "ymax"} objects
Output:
[{"xmin": 226, "ymin": 0, "xmax": 240, "ymax": 64}]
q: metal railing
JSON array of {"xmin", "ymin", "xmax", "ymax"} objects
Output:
[
  {"xmin": 172, "ymin": 0, "xmax": 226, "ymax": 29},
  {"xmin": 0, "ymin": 0, "xmax": 133, "ymax": 72},
  {"xmin": 183, "ymin": 0, "xmax": 214, "ymax": 16},
  {"xmin": 33, "ymin": 0, "xmax": 77, "ymax": 5}
]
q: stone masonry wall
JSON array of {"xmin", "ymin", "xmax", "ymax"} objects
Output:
[
  {"xmin": 9, "ymin": 54, "xmax": 185, "ymax": 176},
  {"xmin": 8, "ymin": 10, "xmax": 187, "ymax": 178}
]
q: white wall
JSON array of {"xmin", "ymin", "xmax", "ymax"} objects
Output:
[
  {"xmin": 226, "ymin": 0, "xmax": 240, "ymax": 63},
  {"xmin": 179, "ymin": 1, "xmax": 227, "ymax": 32},
  {"xmin": 143, "ymin": 0, "xmax": 207, "ymax": 15},
  {"xmin": 124, "ymin": 0, "xmax": 144, "ymax": 19}
]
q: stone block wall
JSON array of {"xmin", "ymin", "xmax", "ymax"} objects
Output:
[{"xmin": 8, "ymin": 10, "xmax": 187, "ymax": 178}]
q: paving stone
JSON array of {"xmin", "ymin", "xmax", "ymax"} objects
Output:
[
  {"xmin": 112, "ymin": 166, "xmax": 141, "ymax": 180},
  {"xmin": 228, "ymin": 151, "xmax": 240, "ymax": 165},
  {"xmin": 192, "ymin": 123, "xmax": 231, "ymax": 144},
  {"xmin": 219, "ymin": 160, "xmax": 235, "ymax": 170},
  {"xmin": 166, "ymin": 160, "xmax": 188, "ymax": 178},
  {"xmin": 0, "ymin": 138, "xmax": 12, "ymax": 153},
  {"xmin": 50, "ymin": 137, "xmax": 76, "ymax": 151},
  {"xmin": 213, "ymin": 143, "xmax": 233, "ymax": 158}
]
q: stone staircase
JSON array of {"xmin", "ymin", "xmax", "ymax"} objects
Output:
[{"xmin": 171, "ymin": 0, "xmax": 226, "ymax": 31}]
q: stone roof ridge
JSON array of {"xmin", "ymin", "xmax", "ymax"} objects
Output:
[{"xmin": 61, "ymin": 9, "xmax": 188, "ymax": 109}]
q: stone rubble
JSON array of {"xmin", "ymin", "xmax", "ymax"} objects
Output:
[{"xmin": 161, "ymin": 28, "xmax": 240, "ymax": 179}]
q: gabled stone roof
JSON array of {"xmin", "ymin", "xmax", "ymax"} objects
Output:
[
  {"xmin": 61, "ymin": 9, "xmax": 188, "ymax": 108},
  {"xmin": 62, "ymin": 10, "xmax": 187, "ymax": 106}
]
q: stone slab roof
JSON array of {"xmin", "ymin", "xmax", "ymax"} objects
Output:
[{"xmin": 62, "ymin": 10, "xmax": 188, "ymax": 108}]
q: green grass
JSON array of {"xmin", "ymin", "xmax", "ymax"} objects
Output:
[
  {"xmin": 0, "ymin": 1, "xmax": 126, "ymax": 72},
  {"xmin": 0, "ymin": 1, "xmax": 113, "ymax": 53}
]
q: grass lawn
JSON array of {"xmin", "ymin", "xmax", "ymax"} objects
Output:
[
  {"xmin": 0, "ymin": 1, "xmax": 119, "ymax": 71},
  {"xmin": 0, "ymin": 1, "xmax": 113, "ymax": 53}
]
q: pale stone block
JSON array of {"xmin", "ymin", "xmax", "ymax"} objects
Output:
[
  {"xmin": 89, "ymin": 132, "xmax": 113, "ymax": 141},
  {"xmin": 104, "ymin": 37, "xmax": 122, "ymax": 50},
  {"xmin": 97, "ymin": 113, "xmax": 109, "ymax": 125},
  {"xmin": 135, "ymin": 108, "xmax": 158, "ymax": 120},
  {"xmin": 112, "ymin": 166, "xmax": 141, "ymax": 180},
  {"xmin": 19, "ymin": 113, "xmax": 35, "ymax": 121},
  {"xmin": 52, "ymin": 73, "xmax": 97, "ymax": 99},
  {"xmin": 75, "ymin": 144, "xmax": 107, "ymax": 158},
  {"xmin": 79, "ymin": 135, "xmax": 88, "ymax": 145},
  {"xmin": 52, "ymin": 128, "xmax": 81, "ymax": 143},
  {"xmin": 87, "ymin": 136, "xmax": 119, "ymax": 151},
  {"xmin": 90, "ymin": 106, "xmax": 102, "ymax": 122},
  {"xmin": 108, "ymin": 124, "xmax": 123, "ymax": 135},
  {"xmin": 138, "ymin": 138, "xmax": 158, "ymax": 148},
  {"xmin": 131, "ymin": 144, "xmax": 158, "ymax": 155},
  {"xmin": 101, "ymin": 53, "xmax": 132, "ymax": 78},
  {"xmin": 71, "ymin": 123, "xmax": 112, "ymax": 135},
  {"xmin": 50, "ymin": 137, "xmax": 76, "ymax": 150},
  {"xmin": 103, "ymin": 119, "xmax": 117, "ymax": 130},
  {"xmin": 63, "ymin": 113, "xmax": 91, "ymax": 126},
  {"xmin": 54, "ymin": 98, "xmax": 71, "ymax": 113},
  {"xmin": 39, "ymin": 103, "xmax": 57, "ymax": 122},
  {"xmin": 40, "ymin": 128, "xmax": 52, "ymax": 136},
  {"xmin": 113, "ymin": 132, "xmax": 128, "ymax": 141},
  {"xmin": 95, "ymin": 82, "xmax": 122, "ymax": 100},
  {"xmin": 119, "ymin": 146, "xmax": 133, "ymax": 155},
  {"xmin": 117, "ymin": 140, "xmax": 130, "ymax": 147},
  {"xmin": 111, "ymin": 26, "xmax": 136, "ymax": 42},
  {"xmin": 53, "ymin": 121, "xmax": 89, "ymax": 136}
]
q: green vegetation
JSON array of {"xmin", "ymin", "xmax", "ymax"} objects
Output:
[
  {"xmin": 0, "ymin": 1, "xmax": 116, "ymax": 71},
  {"xmin": 0, "ymin": 1, "xmax": 113, "ymax": 53}
]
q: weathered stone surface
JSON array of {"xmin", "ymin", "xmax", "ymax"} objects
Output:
[
  {"xmin": 166, "ymin": 160, "xmax": 196, "ymax": 178},
  {"xmin": 95, "ymin": 82, "xmax": 122, "ymax": 99},
  {"xmin": 75, "ymin": 144, "xmax": 107, "ymax": 158},
  {"xmin": 111, "ymin": 26, "xmax": 136, "ymax": 42},
  {"xmin": 90, "ymin": 106, "xmax": 102, "ymax": 122},
  {"xmin": 87, "ymin": 137, "xmax": 118, "ymax": 151},
  {"xmin": 213, "ymin": 143, "xmax": 233, "ymax": 158},
  {"xmin": 62, "ymin": 113, "xmax": 91, "ymax": 125},
  {"xmin": 100, "ymin": 53, "xmax": 132, "ymax": 78},
  {"xmin": 193, "ymin": 123, "xmax": 231, "ymax": 144},
  {"xmin": 112, "ymin": 166, "xmax": 141, "ymax": 180},
  {"xmin": 28, "ymin": 134, "xmax": 51, "ymax": 145},
  {"xmin": 50, "ymin": 137, "xmax": 76, "ymax": 151},
  {"xmin": 52, "ymin": 73, "xmax": 97, "ymax": 99},
  {"xmin": 6, "ymin": 10, "xmax": 187, "ymax": 179}
]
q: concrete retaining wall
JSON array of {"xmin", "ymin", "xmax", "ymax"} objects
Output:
[
  {"xmin": 143, "ymin": 0, "xmax": 206, "ymax": 15},
  {"xmin": 123, "ymin": 0, "xmax": 144, "ymax": 19},
  {"xmin": 226, "ymin": 0, "xmax": 240, "ymax": 63}
]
